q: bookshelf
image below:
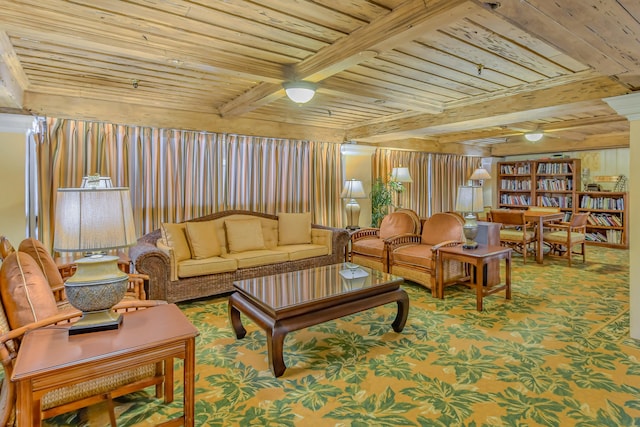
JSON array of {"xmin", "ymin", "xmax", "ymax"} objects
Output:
[
  {"xmin": 498, "ymin": 159, "xmax": 581, "ymax": 221},
  {"xmin": 576, "ymin": 192, "xmax": 627, "ymax": 248},
  {"xmin": 497, "ymin": 161, "xmax": 533, "ymax": 209}
]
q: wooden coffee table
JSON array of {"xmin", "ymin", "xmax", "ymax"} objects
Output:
[{"xmin": 229, "ymin": 263, "xmax": 409, "ymax": 377}]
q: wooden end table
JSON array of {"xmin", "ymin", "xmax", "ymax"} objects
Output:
[
  {"xmin": 12, "ymin": 303, "xmax": 198, "ymax": 426},
  {"xmin": 437, "ymin": 244, "xmax": 512, "ymax": 311},
  {"xmin": 229, "ymin": 263, "xmax": 409, "ymax": 377}
]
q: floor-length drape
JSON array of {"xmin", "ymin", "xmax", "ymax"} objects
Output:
[
  {"xmin": 32, "ymin": 118, "xmax": 344, "ymax": 251},
  {"xmin": 431, "ymin": 154, "xmax": 480, "ymax": 214}
]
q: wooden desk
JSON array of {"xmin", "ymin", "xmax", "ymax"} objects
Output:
[
  {"xmin": 437, "ymin": 244, "xmax": 512, "ymax": 311},
  {"xmin": 12, "ymin": 304, "xmax": 198, "ymax": 426},
  {"xmin": 523, "ymin": 211, "xmax": 564, "ymax": 263}
]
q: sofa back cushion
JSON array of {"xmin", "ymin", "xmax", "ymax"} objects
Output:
[
  {"xmin": 225, "ymin": 219, "xmax": 267, "ymax": 253},
  {"xmin": 185, "ymin": 220, "xmax": 221, "ymax": 259},
  {"xmin": 278, "ymin": 212, "xmax": 312, "ymax": 245},
  {"xmin": 379, "ymin": 210, "xmax": 419, "ymax": 239},
  {"xmin": 161, "ymin": 222, "xmax": 192, "ymax": 262},
  {"xmin": 0, "ymin": 252, "xmax": 58, "ymax": 329},
  {"xmin": 421, "ymin": 213, "xmax": 464, "ymax": 245},
  {"xmin": 18, "ymin": 237, "xmax": 65, "ymax": 290}
]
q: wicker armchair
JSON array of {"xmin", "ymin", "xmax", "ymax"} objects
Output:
[
  {"xmin": 349, "ymin": 209, "xmax": 421, "ymax": 272},
  {"xmin": 388, "ymin": 212, "xmax": 466, "ymax": 296}
]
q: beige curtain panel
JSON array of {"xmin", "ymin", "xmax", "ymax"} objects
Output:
[{"xmin": 32, "ymin": 118, "xmax": 344, "ymax": 250}]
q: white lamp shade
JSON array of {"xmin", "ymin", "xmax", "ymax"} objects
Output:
[
  {"xmin": 283, "ymin": 81, "xmax": 316, "ymax": 103},
  {"xmin": 455, "ymin": 186, "xmax": 484, "ymax": 213},
  {"xmin": 469, "ymin": 168, "xmax": 491, "ymax": 180},
  {"xmin": 54, "ymin": 188, "xmax": 137, "ymax": 252},
  {"xmin": 391, "ymin": 167, "xmax": 413, "ymax": 183},
  {"xmin": 340, "ymin": 179, "xmax": 367, "ymax": 199}
]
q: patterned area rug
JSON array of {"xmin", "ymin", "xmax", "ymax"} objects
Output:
[{"xmin": 45, "ymin": 246, "xmax": 640, "ymax": 426}]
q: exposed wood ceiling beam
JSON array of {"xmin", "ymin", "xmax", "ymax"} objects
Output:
[
  {"xmin": 0, "ymin": 31, "xmax": 28, "ymax": 108},
  {"xmin": 346, "ymin": 76, "xmax": 629, "ymax": 141},
  {"xmin": 219, "ymin": 0, "xmax": 470, "ymax": 117},
  {"xmin": 490, "ymin": 132, "xmax": 629, "ymax": 156}
]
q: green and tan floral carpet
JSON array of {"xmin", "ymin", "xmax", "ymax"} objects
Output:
[{"xmin": 46, "ymin": 246, "xmax": 640, "ymax": 426}]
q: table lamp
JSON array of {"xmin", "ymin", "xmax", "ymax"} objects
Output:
[
  {"xmin": 341, "ymin": 179, "xmax": 367, "ymax": 230},
  {"xmin": 53, "ymin": 187, "xmax": 137, "ymax": 334},
  {"xmin": 455, "ymin": 185, "xmax": 484, "ymax": 249},
  {"xmin": 390, "ymin": 167, "xmax": 413, "ymax": 208}
]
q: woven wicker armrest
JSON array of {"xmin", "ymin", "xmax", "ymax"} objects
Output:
[{"xmin": 351, "ymin": 228, "xmax": 380, "ymax": 241}]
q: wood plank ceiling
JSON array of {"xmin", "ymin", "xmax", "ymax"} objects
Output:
[{"xmin": 0, "ymin": 0, "xmax": 638, "ymax": 157}]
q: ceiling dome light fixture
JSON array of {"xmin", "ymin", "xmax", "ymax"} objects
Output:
[
  {"xmin": 283, "ymin": 81, "xmax": 316, "ymax": 104},
  {"xmin": 524, "ymin": 131, "xmax": 544, "ymax": 142}
]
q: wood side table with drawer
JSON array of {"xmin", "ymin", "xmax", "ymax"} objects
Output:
[{"xmin": 12, "ymin": 303, "xmax": 198, "ymax": 426}]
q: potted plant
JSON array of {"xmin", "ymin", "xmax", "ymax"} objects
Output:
[{"xmin": 370, "ymin": 178, "xmax": 393, "ymax": 227}]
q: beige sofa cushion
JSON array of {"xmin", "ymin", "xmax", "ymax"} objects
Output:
[
  {"xmin": 278, "ymin": 212, "xmax": 312, "ymax": 245},
  {"xmin": 185, "ymin": 220, "xmax": 221, "ymax": 259},
  {"xmin": 162, "ymin": 222, "xmax": 192, "ymax": 262},
  {"xmin": 225, "ymin": 219, "xmax": 266, "ymax": 253},
  {"xmin": 275, "ymin": 244, "xmax": 327, "ymax": 261},
  {"xmin": 177, "ymin": 257, "xmax": 237, "ymax": 278},
  {"xmin": 222, "ymin": 250, "xmax": 288, "ymax": 268}
]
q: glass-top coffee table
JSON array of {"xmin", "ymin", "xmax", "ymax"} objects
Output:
[{"xmin": 229, "ymin": 263, "xmax": 409, "ymax": 377}]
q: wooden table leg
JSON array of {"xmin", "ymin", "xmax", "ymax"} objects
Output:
[
  {"xmin": 476, "ymin": 260, "xmax": 485, "ymax": 311},
  {"xmin": 184, "ymin": 337, "xmax": 196, "ymax": 426},
  {"xmin": 392, "ymin": 289, "xmax": 409, "ymax": 332},
  {"xmin": 228, "ymin": 294, "xmax": 247, "ymax": 339},
  {"xmin": 536, "ymin": 217, "xmax": 544, "ymax": 264},
  {"xmin": 267, "ymin": 325, "xmax": 287, "ymax": 377},
  {"xmin": 505, "ymin": 253, "xmax": 512, "ymax": 300}
]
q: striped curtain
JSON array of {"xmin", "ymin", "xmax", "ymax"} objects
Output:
[
  {"xmin": 32, "ymin": 118, "xmax": 343, "ymax": 250},
  {"xmin": 431, "ymin": 154, "xmax": 481, "ymax": 214}
]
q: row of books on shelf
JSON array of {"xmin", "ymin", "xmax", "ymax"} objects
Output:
[
  {"xmin": 585, "ymin": 230, "xmax": 623, "ymax": 244},
  {"xmin": 500, "ymin": 180, "xmax": 532, "ymax": 190},
  {"xmin": 535, "ymin": 196, "xmax": 572, "ymax": 208},
  {"xmin": 587, "ymin": 213, "xmax": 623, "ymax": 227},
  {"xmin": 500, "ymin": 164, "xmax": 531, "ymax": 174},
  {"xmin": 536, "ymin": 162, "xmax": 573, "ymax": 174},
  {"xmin": 500, "ymin": 195, "xmax": 531, "ymax": 205},
  {"xmin": 536, "ymin": 178, "xmax": 573, "ymax": 191},
  {"xmin": 579, "ymin": 196, "xmax": 624, "ymax": 210}
]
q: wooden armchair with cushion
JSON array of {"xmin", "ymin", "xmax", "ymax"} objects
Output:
[
  {"xmin": 0, "ymin": 249, "xmax": 168, "ymax": 426},
  {"xmin": 542, "ymin": 212, "xmax": 589, "ymax": 266},
  {"xmin": 350, "ymin": 209, "xmax": 421, "ymax": 272},
  {"xmin": 489, "ymin": 210, "xmax": 537, "ymax": 264},
  {"xmin": 388, "ymin": 212, "xmax": 466, "ymax": 296}
]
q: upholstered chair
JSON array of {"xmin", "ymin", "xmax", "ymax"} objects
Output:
[
  {"xmin": 350, "ymin": 209, "xmax": 421, "ymax": 272},
  {"xmin": 0, "ymin": 250, "xmax": 167, "ymax": 425},
  {"xmin": 542, "ymin": 212, "xmax": 589, "ymax": 266},
  {"xmin": 388, "ymin": 212, "xmax": 466, "ymax": 296},
  {"xmin": 489, "ymin": 209, "xmax": 537, "ymax": 264}
]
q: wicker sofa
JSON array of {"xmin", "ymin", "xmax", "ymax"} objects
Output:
[{"xmin": 129, "ymin": 210, "xmax": 350, "ymax": 303}]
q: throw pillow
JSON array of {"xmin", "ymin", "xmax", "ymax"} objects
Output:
[
  {"xmin": 278, "ymin": 212, "xmax": 312, "ymax": 245},
  {"xmin": 0, "ymin": 252, "xmax": 58, "ymax": 329},
  {"xmin": 225, "ymin": 219, "xmax": 266, "ymax": 253},
  {"xmin": 185, "ymin": 220, "xmax": 221, "ymax": 259},
  {"xmin": 18, "ymin": 237, "xmax": 65, "ymax": 290},
  {"xmin": 161, "ymin": 223, "xmax": 192, "ymax": 262}
]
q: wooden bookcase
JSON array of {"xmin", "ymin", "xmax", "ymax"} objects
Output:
[
  {"xmin": 498, "ymin": 158, "xmax": 581, "ymax": 221},
  {"xmin": 576, "ymin": 191, "xmax": 628, "ymax": 248}
]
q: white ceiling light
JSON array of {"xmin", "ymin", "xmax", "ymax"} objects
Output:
[
  {"xmin": 524, "ymin": 131, "xmax": 544, "ymax": 142},
  {"xmin": 283, "ymin": 81, "xmax": 316, "ymax": 104}
]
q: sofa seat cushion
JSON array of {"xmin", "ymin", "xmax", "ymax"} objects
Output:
[
  {"xmin": 274, "ymin": 244, "xmax": 327, "ymax": 261},
  {"xmin": 392, "ymin": 244, "xmax": 435, "ymax": 267},
  {"xmin": 222, "ymin": 250, "xmax": 289, "ymax": 269},
  {"xmin": 177, "ymin": 257, "xmax": 237, "ymax": 278},
  {"xmin": 351, "ymin": 239, "xmax": 385, "ymax": 257}
]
